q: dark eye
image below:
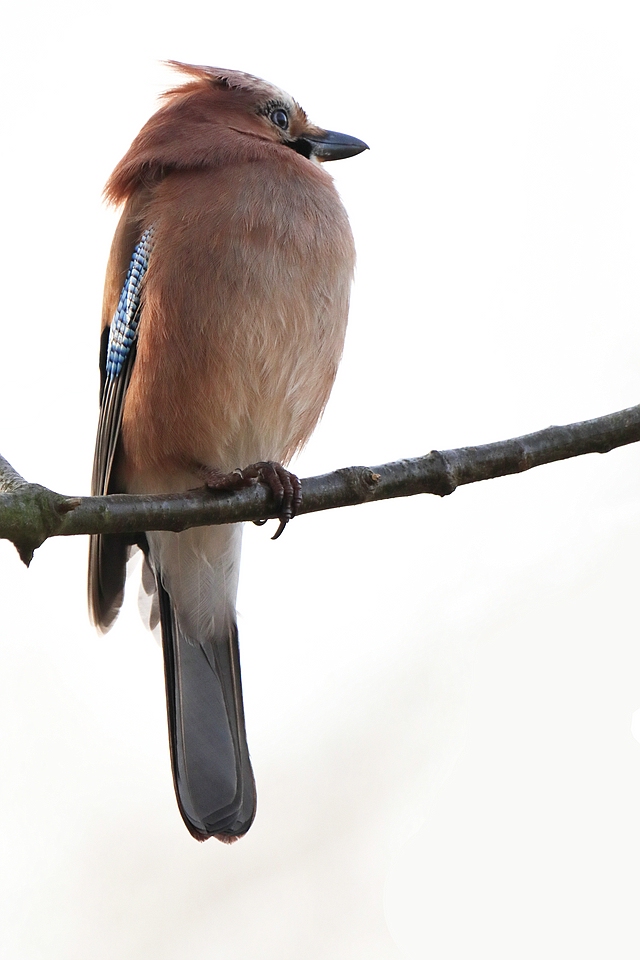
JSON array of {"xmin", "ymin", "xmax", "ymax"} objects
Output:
[{"xmin": 270, "ymin": 109, "xmax": 289, "ymax": 130}]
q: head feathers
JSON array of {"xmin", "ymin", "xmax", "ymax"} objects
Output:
[
  {"xmin": 105, "ymin": 61, "xmax": 310, "ymax": 205},
  {"xmin": 163, "ymin": 61, "xmax": 286, "ymax": 101}
]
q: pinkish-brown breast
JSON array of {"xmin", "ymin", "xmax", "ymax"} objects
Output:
[{"xmin": 112, "ymin": 152, "xmax": 355, "ymax": 493}]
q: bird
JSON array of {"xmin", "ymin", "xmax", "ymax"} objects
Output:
[{"xmin": 88, "ymin": 61, "xmax": 367, "ymax": 842}]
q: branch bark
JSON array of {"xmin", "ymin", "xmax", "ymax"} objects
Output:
[{"xmin": 2, "ymin": 402, "xmax": 640, "ymax": 565}]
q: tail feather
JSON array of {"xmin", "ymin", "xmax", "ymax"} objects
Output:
[
  {"xmin": 151, "ymin": 526, "xmax": 256, "ymax": 841},
  {"xmin": 88, "ymin": 532, "xmax": 129, "ymax": 632}
]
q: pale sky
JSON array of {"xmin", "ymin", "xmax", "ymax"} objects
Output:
[{"xmin": 1, "ymin": 1, "xmax": 640, "ymax": 957}]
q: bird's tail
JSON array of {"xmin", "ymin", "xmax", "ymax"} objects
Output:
[{"xmin": 148, "ymin": 525, "xmax": 256, "ymax": 841}]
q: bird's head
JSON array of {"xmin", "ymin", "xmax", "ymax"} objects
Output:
[
  {"xmin": 164, "ymin": 61, "xmax": 369, "ymax": 162},
  {"xmin": 105, "ymin": 62, "xmax": 368, "ymax": 203}
]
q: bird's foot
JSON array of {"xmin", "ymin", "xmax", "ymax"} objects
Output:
[{"xmin": 203, "ymin": 462, "xmax": 302, "ymax": 540}]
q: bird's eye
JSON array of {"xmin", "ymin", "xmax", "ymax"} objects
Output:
[{"xmin": 270, "ymin": 109, "xmax": 289, "ymax": 130}]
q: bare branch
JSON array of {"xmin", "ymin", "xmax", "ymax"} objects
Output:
[{"xmin": 2, "ymin": 402, "xmax": 640, "ymax": 564}]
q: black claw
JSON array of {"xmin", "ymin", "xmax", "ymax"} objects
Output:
[{"xmin": 271, "ymin": 519, "xmax": 288, "ymax": 540}]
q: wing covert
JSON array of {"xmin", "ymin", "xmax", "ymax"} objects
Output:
[
  {"xmin": 89, "ymin": 226, "xmax": 154, "ymax": 629},
  {"xmin": 92, "ymin": 226, "xmax": 155, "ymax": 497}
]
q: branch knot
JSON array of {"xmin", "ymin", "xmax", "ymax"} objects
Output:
[{"xmin": 427, "ymin": 450, "xmax": 460, "ymax": 496}]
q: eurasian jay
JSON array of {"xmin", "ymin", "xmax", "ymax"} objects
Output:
[{"xmin": 88, "ymin": 61, "xmax": 367, "ymax": 841}]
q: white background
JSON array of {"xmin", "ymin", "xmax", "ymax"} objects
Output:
[{"xmin": 1, "ymin": 1, "xmax": 640, "ymax": 956}]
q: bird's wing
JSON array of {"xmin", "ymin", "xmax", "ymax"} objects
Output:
[{"xmin": 88, "ymin": 227, "xmax": 155, "ymax": 630}]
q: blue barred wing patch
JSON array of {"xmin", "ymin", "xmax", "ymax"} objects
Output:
[{"xmin": 105, "ymin": 226, "xmax": 155, "ymax": 380}]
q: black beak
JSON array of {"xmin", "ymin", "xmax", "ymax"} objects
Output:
[{"xmin": 292, "ymin": 129, "xmax": 369, "ymax": 162}]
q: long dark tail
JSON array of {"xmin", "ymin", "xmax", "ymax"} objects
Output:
[{"xmin": 157, "ymin": 580, "xmax": 256, "ymax": 841}]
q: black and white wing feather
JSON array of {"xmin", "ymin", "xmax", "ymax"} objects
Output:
[{"xmin": 88, "ymin": 227, "xmax": 154, "ymax": 629}]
